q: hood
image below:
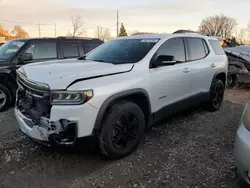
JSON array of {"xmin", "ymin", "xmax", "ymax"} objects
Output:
[
  {"xmin": 18, "ymin": 59, "xmax": 133, "ymax": 90},
  {"xmin": 225, "ymin": 45, "xmax": 250, "ymax": 62}
]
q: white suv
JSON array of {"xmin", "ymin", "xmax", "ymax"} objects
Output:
[{"xmin": 15, "ymin": 33, "xmax": 228, "ymax": 159}]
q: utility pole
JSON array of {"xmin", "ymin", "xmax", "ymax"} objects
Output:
[
  {"xmin": 38, "ymin": 21, "xmax": 41, "ymax": 38},
  {"xmin": 116, "ymin": 10, "xmax": 119, "ymax": 37},
  {"xmin": 54, "ymin": 23, "xmax": 57, "ymax": 37}
]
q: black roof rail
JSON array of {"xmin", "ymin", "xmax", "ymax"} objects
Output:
[
  {"xmin": 56, "ymin": 36, "xmax": 100, "ymax": 40},
  {"xmin": 173, "ymin": 30, "xmax": 209, "ymax": 36}
]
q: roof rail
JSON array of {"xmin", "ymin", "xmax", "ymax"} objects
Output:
[
  {"xmin": 173, "ymin": 30, "xmax": 209, "ymax": 36},
  {"xmin": 57, "ymin": 36, "xmax": 99, "ymax": 40}
]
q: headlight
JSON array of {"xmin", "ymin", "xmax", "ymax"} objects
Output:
[
  {"xmin": 51, "ymin": 90, "xmax": 93, "ymax": 105},
  {"xmin": 241, "ymin": 101, "xmax": 250, "ymax": 131}
]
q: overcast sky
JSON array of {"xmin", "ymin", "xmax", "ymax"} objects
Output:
[{"xmin": 0, "ymin": 0, "xmax": 249, "ymax": 37}]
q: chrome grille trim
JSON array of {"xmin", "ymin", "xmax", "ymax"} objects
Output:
[{"xmin": 17, "ymin": 70, "xmax": 50, "ymax": 92}]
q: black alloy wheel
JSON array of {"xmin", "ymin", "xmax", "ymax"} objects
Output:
[
  {"xmin": 206, "ymin": 79, "xmax": 225, "ymax": 112},
  {"xmin": 112, "ymin": 113, "xmax": 139, "ymax": 149},
  {"xmin": 98, "ymin": 101, "xmax": 145, "ymax": 159}
]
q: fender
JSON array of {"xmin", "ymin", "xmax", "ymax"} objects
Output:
[
  {"xmin": 228, "ymin": 62, "xmax": 248, "ymax": 75},
  {"xmin": 93, "ymin": 88, "xmax": 152, "ymax": 132},
  {"xmin": 0, "ymin": 69, "xmax": 11, "ymax": 74}
]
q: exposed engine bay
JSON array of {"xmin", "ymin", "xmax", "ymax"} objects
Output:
[{"xmin": 16, "ymin": 72, "xmax": 77, "ymax": 145}]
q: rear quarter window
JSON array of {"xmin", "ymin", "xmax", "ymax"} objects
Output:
[
  {"xmin": 208, "ymin": 39, "xmax": 225, "ymax": 55},
  {"xmin": 185, "ymin": 38, "xmax": 208, "ymax": 61}
]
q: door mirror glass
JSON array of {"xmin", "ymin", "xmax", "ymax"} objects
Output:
[
  {"xmin": 157, "ymin": 55, "xmax": 176, "ymax": 65},
  {"xmin": 18, "ymin": 52, "xmax": 33, "ymax": 63}
]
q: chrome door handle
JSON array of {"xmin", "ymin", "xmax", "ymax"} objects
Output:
[
  {"xmin": 183, "ymin": 68, "xmax": 191, "ymax": 73},
  {"xmin": 210, "ymin": 63, "xmax": 216, "ymax": 68}
]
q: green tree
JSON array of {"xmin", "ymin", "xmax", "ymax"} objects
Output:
[{"xmin": 118, "ymin": 23, "xmax": 128, "ymax": 37}]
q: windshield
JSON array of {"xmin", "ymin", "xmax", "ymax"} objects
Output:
[
  {"xmin": 0, "ymin": 40, "xmax": 26, "ymax": 60},
  {"xmin": 86, "ymin": 38, "xmax": 159, "ymax": 64}
]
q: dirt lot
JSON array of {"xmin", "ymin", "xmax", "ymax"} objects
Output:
[{"xmin": 0, "ymin": 89, "xmax": 250, "ymax": 188}]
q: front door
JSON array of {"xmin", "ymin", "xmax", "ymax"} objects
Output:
[{"xmin": 149, "ymin": 37, "xmax": 192, "ymax": 114}]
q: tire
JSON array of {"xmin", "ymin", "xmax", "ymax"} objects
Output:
[
  {"xmin": 0, "ymin": 84, "xmax": 12, "ymax": 112},
  {"xmin": 237, "ymin": 177, "xmax": 250, "ymax": 188},
  {"xmin": 227, "ymin": 75, "xmax": 240, "ymax": 88},
  {"xmin": 206, "ymin": 79, "xmax": 225, "ymax": 112},
  {"xmin": 236, "ymin": 168, "xmax": 250, "ymax": 188},
  {"xmin": 98, "ymin": 101, "xmax": 145, "ymax": 159}
]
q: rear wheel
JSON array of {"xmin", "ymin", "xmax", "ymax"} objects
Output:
[
  {"xmin": 98, "ymin": 101, "xmax": 145, "ymax": 159},
  {"xmin": 227, "ymin": 74, "xmax": 240, "ymax": 88},
  {"xmin": 206, "ymin": 79, "xmax": 225, "ymax": 112},
  {"xmin": 0, "ymin": 84, "xmax": 11, "ymax": 112}
]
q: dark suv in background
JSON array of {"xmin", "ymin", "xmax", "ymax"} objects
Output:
[{"xmin": 0, "ymin": 37, "xmax": 104, "ymax": 111}]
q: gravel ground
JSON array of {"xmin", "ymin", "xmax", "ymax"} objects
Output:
[{"xmin": 0, "ymin": 89, "xmax": 249, "ymax": 188}]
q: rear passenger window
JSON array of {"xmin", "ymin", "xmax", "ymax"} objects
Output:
[
  {"xmin": 185, "ymin": 38, "xmax": 207, "ymax": 61},
  {"xmin": 87, "ymin": 43, "xmax": 101, "ymax": 52},
  {"xmin": 157, "ymin": 38, "xmax": 185, "ymax": 62},
  {"xmin": 61, "ymin": 42, "xmax": 79, "ymax": 58},
  {"xmin": 208, "ymin": 40, "xmax": 225, "ymax": 55}
]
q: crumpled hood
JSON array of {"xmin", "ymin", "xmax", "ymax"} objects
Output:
[{"xmin": 18, "ymin": 59, "xmax": 133, "ymax": 90}]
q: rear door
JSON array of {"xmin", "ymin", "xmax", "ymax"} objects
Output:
[
  {"xmin": 183, "ymin": 37, "xmax": 211, "ymax": 95},
  {"xmin": 59, "ymin": 40, "xmax": 83, "ymax": 59}
]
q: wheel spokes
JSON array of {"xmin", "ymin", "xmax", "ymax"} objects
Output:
[{"xmin": 0, "ymin": 92, "xmax": 5, "ymax": 99}]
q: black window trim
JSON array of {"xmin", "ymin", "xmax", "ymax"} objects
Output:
[
  {"xmin": 183, "ymin": 37, "xmax": 210, "ymax": 62},
  {"xmin": 15, "ymin": 39, "xmax": 58, "ymax": 63},
  {"xmin": 149, "ymin": 37, "xmax": 187, "ymax": 69},
  {"xmin": 61, "ymin": 40, "xmax": 80, "ymax": 58}
]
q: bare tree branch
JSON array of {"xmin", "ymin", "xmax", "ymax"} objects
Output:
[
  {"xmin": 95, "ymin": 26, "xmax": 111, "ymax": 41},
  {"xmin": 199, "ymin": 14, "xmax": 237, "ymax": 39},
  {"xmin": 69, "ymin": 15, "xmax": 85, "ymax": 38}
]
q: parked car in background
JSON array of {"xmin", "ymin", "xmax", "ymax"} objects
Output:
[
  {"xmin": 15, "ymin": 32, "xmax": 227, "ymax": 159},
  {"xmin": 234, "ymin": 101, "xmax": 250, "ymax": 188},
  {"xmin": 0, "ymin": 37, "xmax": 104, "ymax": 111},
  {"xmin": 224, "ymin": 45, "xmax": 250, "ymax": 88}
]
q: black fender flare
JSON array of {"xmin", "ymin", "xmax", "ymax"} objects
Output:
[
  {"xmin": 93, "ymin": 88, "xmax": 152, "ymax": 132},
  {"xmin": 210, "ymin": 71, "xmax": 227, "ymax": 90}
]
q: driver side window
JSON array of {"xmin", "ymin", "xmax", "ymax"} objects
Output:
[
  {"xmin": 20, "ymin": 42, "xmax": 57, "ymax": 62},
  {"xmin": 157, "ymin": 38, "xmax": 186, "ymax": 62}
]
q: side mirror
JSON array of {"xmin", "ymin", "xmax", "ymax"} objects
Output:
[
  {"xmin": 18, "ymin": 53, "xmax": 33, "ymax": 63},
  {"xmin": 157, "ymin": 55, "xmax": 176, "ymax": 65}
]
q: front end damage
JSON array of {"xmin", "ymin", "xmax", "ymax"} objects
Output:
[{"xmin": 15, "ymin": 71, "xmax": 78, "ymax": 146}]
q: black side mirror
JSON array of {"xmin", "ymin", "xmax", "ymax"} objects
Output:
[
  {"xmin": 157, "ymin": 55, "xmax": 176, "ymax": 65},
  {"xmin": 18, "ymin": 53, "xmax": 33, "ymax": 63}
]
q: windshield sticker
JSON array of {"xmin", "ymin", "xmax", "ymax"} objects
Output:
[{"xmin": 140, "ymin": 39, "xmax": 159, "ymax": 43}]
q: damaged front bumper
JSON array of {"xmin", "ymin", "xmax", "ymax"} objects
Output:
[{"xmin": 15, "ymin": 107, "xmax": 78, "ymax": 146}]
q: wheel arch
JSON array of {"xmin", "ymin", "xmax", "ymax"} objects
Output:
[
  {"xmin": 210, "ymin": 71, "xmax": 227, "ymax": 89},
  {"xmin": 93, "ymin": 88, "xmax": 152, "ymax": 133},
  {"xmin": 0, "ymin": 72, "xmax": 17, "ymax": 97}
]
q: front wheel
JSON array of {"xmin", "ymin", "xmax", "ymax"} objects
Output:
[
  {"xmin": 98, "ymin": 101, "xmax": 145, "ymax": 159},
  {"xmin": 206, "ymin": 79, "xmax": 225, "ymax": 112},
  {"xmin": 0, "ymin": 84, "xmax": 12, "ymax": 112}
]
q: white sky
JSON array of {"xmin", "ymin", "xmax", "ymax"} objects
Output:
[{"xmin": 0, "ymin": 0, "xmax": 249, "ymax": 37}]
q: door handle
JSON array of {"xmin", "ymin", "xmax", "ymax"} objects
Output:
[
  {"xmin": 183, "ymin": 68, "xmax": 191, "ymax": 73},
  {"xmin": 210, "ymin": 63, "xmax": 216, "ymax": 68}
]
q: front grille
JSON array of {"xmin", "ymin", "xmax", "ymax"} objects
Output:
[{"xmin": 16, "ymin": 74, "xmax": 51, "ymax": 125}]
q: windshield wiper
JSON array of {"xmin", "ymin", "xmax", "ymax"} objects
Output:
[
  {"xmin": 90, "ymin": 59, "xmax": 115, "ymax": 64},
  {"xmin": 77, "ymin": 55, "xmax": 86, "ymax": 60}
]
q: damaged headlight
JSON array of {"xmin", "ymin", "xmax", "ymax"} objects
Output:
[
  {"xmin": 241, "ymin": 101, "xmax": 250, "ymax": 131},
  {"xmin": 51, "ymin": 90, "xmax": 93, "ymax": 105}
]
